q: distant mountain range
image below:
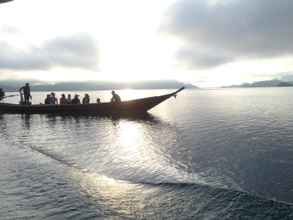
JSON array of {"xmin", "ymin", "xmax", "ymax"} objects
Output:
[
  {"xmin": 0, "ymin": 80, "xmax": 197, "ymax": 92},
  {"xmin": 224, "ymin": 80, "xmax": 293, "ymax": 88}
]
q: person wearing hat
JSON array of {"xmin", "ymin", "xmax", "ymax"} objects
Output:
[
  {"xmin": 19, "ymin": 83, "xmax": 32, "ymax": 105},
  {"xmin": 71, "ymin": 94, "xmax": 81, "ymax": 104}
]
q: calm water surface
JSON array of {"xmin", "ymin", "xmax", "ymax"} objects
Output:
[{"xmin": 1, "ymin": 88, "xmax": 293, "ymax": 219}]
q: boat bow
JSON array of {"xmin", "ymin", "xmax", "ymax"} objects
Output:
[{"xmin": 124, "ymin": 87, "xmax": 185, "ymax": 112}]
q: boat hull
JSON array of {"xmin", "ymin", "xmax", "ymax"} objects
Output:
[{"xmin": 0, "ymin": 87, "xmax": 184, "ymax": 116}]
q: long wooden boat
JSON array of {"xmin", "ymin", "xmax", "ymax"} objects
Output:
[{"xmin": 0, "ymin": 87, "xmax": 184, "ymax": 116}]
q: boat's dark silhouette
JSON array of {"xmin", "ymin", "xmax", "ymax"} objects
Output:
[{"xmin": 0, "ymin": 87, "xmax": 184, "ymax": 116}]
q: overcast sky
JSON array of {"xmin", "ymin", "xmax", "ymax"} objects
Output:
[{"xmin": 0, "ymin": 0, "xmax": 293, "ymax": 87}]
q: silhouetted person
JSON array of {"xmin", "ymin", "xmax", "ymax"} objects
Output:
[
  {"xmin": 71, "ymin": 94, "xmax": 81, "ymax": 104},
  {"xmin": 67, "ymin": 94, "xmax": 72, "ymax": 104},
  {"xmin": 82, "ymin": 94, "xmax": 90, "ymax": 104},
  {"xmin": 60, "ymin": 94, "xmax": 67, "ymax": 105},
  {"xmin": 96, "ymin": 98, "xmax": 101, "ymax": 104},
  {"xmin": 111, "ymin": 91, "xmax": 121, "ymax": 103},
  {"xmin": 0, "ymin": 88, "xmax": 5, "ymax": 101},
  {"xmin": 44, "ymin": 94, "xmax": 51, "ymax": 104},
  {"xmin": 19, "ymin": 83, "xmax": 31, "ymax": 105},
  {"xmin": 50, "ymin": 92, "xmax": 58, "ymax": 104}
]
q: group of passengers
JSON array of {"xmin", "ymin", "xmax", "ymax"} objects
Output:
[
  {"xmin": 43, "ymin": 90, "xmax": 121, "ymax": 105},
  {"xmin": 14, "ymin": 83, "xmax": 122, "ymax": 105},
  {"xmin": 44, "ymin": 93, "xmax": 92, "ymax": 105}
]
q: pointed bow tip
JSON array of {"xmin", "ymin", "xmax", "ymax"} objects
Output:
[{"xmin": 173, "ymin": 86, "xmax": 185, "ymax": 95}]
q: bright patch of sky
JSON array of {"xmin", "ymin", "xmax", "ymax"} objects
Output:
[{"xmin": 1, "ymin": 0, "xmax": 293, "ymax": 87}]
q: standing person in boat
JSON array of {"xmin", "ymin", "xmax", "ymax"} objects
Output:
[
  {"xmin": 19, "ymin": 83, "xmax": 32, "ymax": 105},
  {"xmin": 50, "ymin": 92, "xmax": 58, "ymax": 104},
  {"xmin": 111, "ymin": 90, "xmax": 121, "ymax": 103},
  {"xmin": 67, "ymin": 94, "xmax": 72, "ymax": 104},
  {"xmin": 82, "ymin": 94, "xmax": 90, "ymax": 104},
  {"xmin": 71, "ymin": 94, "xmax": 81, "ymax": 104},
  {"xmin": 60, "ymin": 94, "xmax": 67, "ymax": 105},
  {"xmin": 0, "ymin": 88, "xmax": 5, "ymax": 101}
]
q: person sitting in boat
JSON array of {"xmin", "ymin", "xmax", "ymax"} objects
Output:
[
  {"xmin": 50, "ymin": 92, "xmax": 58, "ymax": 104},
  {"xmin": 67, "ymin": 94, "xmax": 72, "ymax": 104},
  {"xmin": 19, "ymin": 83, "xmax": 32, "ymax": 105},
  {"xmin": 60, "ymin": 94, "xmax": 67, "ymax": 105},
  {"xmin": 0, "ymin": 88, "xmax": 5, "ymax": 101},
  {"xmin": 71, "ymin": 94, "xmax": 81, "ymax": 104},
  {"xmin": 82, "ymin": 94, "xmax": 90, "ymax": 104},
  {"xmin": 111, "ymin": 91, "xmax": 121, "ymax": 103},
  {"xmin": 44, "ymin": 94, "xmax": 51, "ymax": 104}
]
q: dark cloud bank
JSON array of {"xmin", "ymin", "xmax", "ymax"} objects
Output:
[
  {"xmin": 0, "ymin": 33, "xmax": 98, "ymax": 71},
  {"xmin": 162, "ymin": 0, "xmax": 293, "ymax": 69}
]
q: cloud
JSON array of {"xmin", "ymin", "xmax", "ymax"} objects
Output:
[
  {"xmin": 162, "ymin": 0, "xmax": 293, "ymax": 69},
  {"xmin": 0, "ymin": 33, "xmax": 99, "ymax": 71},
  {"xmin": 176, "ymin": 47, "xmax": 232, "ymax": 69},
  {"xmin": 0, "ymin": 0, "xmax": 14, "ymax": 4},
  {"xmin": 276, "ymin": 72, "xmax": 293, "ymax": 81},
  {"xmin": 0, "ymin": 25, "xmax": 21, "ymax": 35}
]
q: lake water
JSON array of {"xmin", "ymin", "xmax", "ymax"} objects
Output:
[{"xmin": 1, "ymin": 88, "xmax": 293, "ymax": 219}]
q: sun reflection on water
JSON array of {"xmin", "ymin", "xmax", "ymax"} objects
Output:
[
  {"xmin": 117, "ymin": 121, "xmax": 143, "ymax": 148},
  {"xmin": 112, "ymin": 120, "xmax": 162, "ymax": 168},
  {"xmin": 70, "ymin": 171, "xmax": 149, "ymax": 217}
]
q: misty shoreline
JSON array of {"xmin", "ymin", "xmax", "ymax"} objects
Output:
[{"xmin": 0, "ymin": 80, "xmax": 197, "ymax": 92}]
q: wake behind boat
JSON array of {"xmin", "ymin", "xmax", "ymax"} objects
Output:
[{"xmin": 0, "ymin": 87, "xmax": 184, "ymax": 116}]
